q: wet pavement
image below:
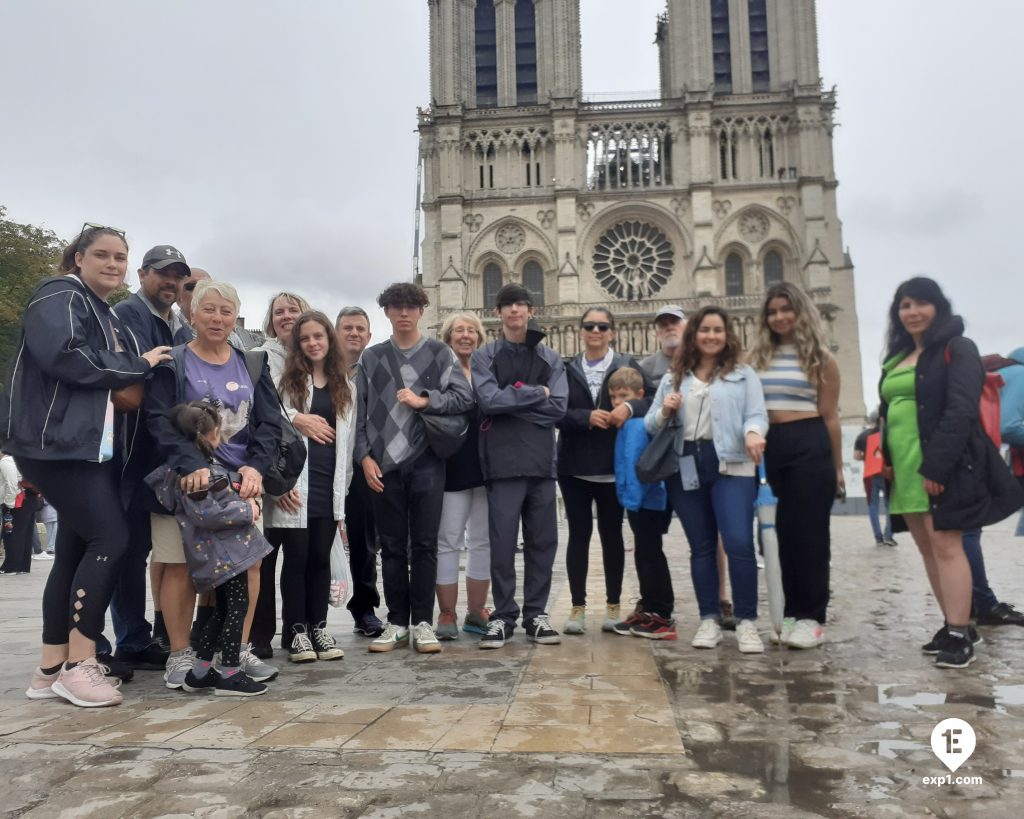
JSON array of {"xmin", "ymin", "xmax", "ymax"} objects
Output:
[{"xmin": 1, "ymin": 515, "xmax": 1023, "ymax": 818}]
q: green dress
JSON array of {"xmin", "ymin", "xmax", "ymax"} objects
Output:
[{"xmin": 880, "ymin": 360, "xmax": 930, "ymax": 514}]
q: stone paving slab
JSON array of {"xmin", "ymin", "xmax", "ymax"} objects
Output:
[{"xmin": 2, "ymin": 516, "xmax": 1024, "ymax": 817}]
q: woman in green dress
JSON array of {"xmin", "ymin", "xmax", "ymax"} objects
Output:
[{"xmin": 879, "ymin": 277, "xmax": 1024, "ymax": 670}]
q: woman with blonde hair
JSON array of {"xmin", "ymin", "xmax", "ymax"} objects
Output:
[
  {"xmin": 434, "ymin": 312, "xmax": 491, "ymax": 638},
  {"xmin": 748, "ymin": 281, "xmax": 843, "ymax": 650}
]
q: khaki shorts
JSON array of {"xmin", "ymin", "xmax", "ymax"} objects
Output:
[
  {"xmin": 150, "ymin": 514, "xmax": 187, "ymax": 564},
  {"xmin": 150, "ymin": 507, "xmax": 264, "ymax": 566}
]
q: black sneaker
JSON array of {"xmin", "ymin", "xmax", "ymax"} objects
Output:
[
  {"xmin": 525, "ymin": 614, "xmax": 561, "ymax": 645},
  {"xmin": 922, "ymin": 624, "xmax": 981, "ymax": 654},
  {"xmin": 353, "ymin": 612, "xmax": 385, "ymax": 638},
  {"xmin": 114, "ymin": 641, "xmax": 170, "ymax": 670},
  {"xmin": 250, "ymin": 642, "xmax": 275, "ymax": 660},
  {"xmin": 310, "ymin": 622, "xmax": 344, "ymax": 660},
  {"xmin": 152, "ymin": 631, "xmax": 171, "ymax": 653},
  {"xmin": 288, "ymin": 625, "xmax": 318, "ymax": 663},
  {"xmin": 976, "ymin": 602, "xmax": 1024, "ymax": 626},
  {"xmin": 214, "ymin": 670, "xmax": 268, "ymax": 697},
  {"xmin": 95, "ymin": 653, "xmax": 134, "ymax": 683},
  {"xmin": 479, "ymin": 619, "xmax": 513, "ymax": 650},
  {"xmin": 935, "ymin": 633, "xmax": 976, "ymax": 669},
  {"xmin": 182, "ymin": 668, "xmax": 221, "ymax": 693}
]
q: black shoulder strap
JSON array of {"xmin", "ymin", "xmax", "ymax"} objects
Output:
[{"xmin": 243, "ymin": 350, "xmax": 266, "ymax": 388}]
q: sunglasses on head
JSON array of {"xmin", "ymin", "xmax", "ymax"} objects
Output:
[
  {"xmin": 78, "ymin": 222, "xmax": 126, "ymax": 250},
  {"xmin": 581, "ymin": 322, "xmax": 611, "ymax": 332}
]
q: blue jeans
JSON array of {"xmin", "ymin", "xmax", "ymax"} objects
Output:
[
  {"xmin": 666, "ymin": 441, "xmax": 759, "ymax": 621},
  {"xmin": 962, "ymin": 528, "xmax": 999, "ymax": 615},
  {"xmin": 867, "ymin": 475, "xmax": 893, "ymax": 542},
  {"xmin": 108, "ymin": 497, "xmax": 153, "ymax": 652}
]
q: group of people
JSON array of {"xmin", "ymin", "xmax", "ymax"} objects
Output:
[{"xmin": 2, "ymin": 224, "xmax": 1022, "ymax": 710}]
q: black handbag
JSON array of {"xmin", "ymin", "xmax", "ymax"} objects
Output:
[
  {"xmin": 243, "ymin": 351, "xmax": 307, "ymax": 496},
  {"xmin": 636, "ymin": 416, "xmax": 682, "ymax": 484},
  {"xmin": 383, "ymin": 343, "xmax": 469, "ymax": 460}
]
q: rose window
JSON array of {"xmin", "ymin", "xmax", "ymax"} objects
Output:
[{"xmin": 592, "ymin": 221, "xmax": 674, "ymax": 300}]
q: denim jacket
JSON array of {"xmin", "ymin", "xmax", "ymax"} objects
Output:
[{"xmin": 643, "ymin": 365, "xmax": 768, "ymax": 464}]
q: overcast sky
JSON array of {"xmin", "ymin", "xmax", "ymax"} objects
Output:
[{"xmin": 1, "ymin": 1, "xmax": 1020, "ymax": 406}]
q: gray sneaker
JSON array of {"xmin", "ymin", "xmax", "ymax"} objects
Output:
[
  {"xmin": 237, "ymin": 644, "xmax": 279, "ymax": 682},
  {"xmin": 164, "ymin": 648, "xmax": 195, "ymax": 690}
]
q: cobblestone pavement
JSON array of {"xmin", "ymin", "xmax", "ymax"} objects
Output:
[{"xmin": 1, "ymin": 515, "xmax": 1022, "ymax": 818}]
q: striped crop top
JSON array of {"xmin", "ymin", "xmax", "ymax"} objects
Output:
[{"xmin": 759, "ymin": 345, "xmax": 818, "ymax": 411}]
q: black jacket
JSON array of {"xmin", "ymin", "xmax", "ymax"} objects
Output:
[
  {"xmin": 880, "ymin": 316, "xmax": 1024, "ymax": 531},
  {"xmin": 1, "ymin": 275, "xmax": 150, "ymax": 464},
  {"xmin": 557, "ymin": 352, "xmax": 656, "ymax": 477},
  {"xmin": 144, "ymin": 344, "xmax": 283, "ymax": 481}
]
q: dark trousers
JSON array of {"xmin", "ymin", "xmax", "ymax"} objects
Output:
[
  {"xmin": 345, "ymin": 462, "xmax": 380, "ymax": 618},
  {"xmin": 195, "ymin": 572, "xmax": 248, "ymax": 667},
  {"xmin": 962, "ymin": 529, "xmax": 999, "ymax": 615},
  {"xmin": 765, "ymin": 417, "xmax": 836, "ymax": 623},
  {"xmin": 109, "ymin": 494, "xmax": 153, "ymax": 652},
  {"xmin": 0, "ymin": 497, "xmax": 37, "ymax": 573},
  {"xmin": 371, "ymin": 450, "xmax": 445, "ymax": 627},
  {"xmin": 16, "ymin": 458, "xmax": 130, "ymax": 644},
  {"xmin": 559, "ymin": 477, "xmax": 625, "ymax": 607},
  {"xmin": 487, "ymin": 477, "xmax": 558, "ymax": 627},
  {"xmin": 251, "ymin": 540, "xmax": 282, "ymax": 647},
  {"xmin": 268, "ymin": 518, "xmax": 335, "ymax": 639},
  {"xmin": 628, "ymin": 508, "xmax": 674, "ymax": 618}
]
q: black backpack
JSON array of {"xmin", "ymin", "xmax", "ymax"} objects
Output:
[{"xmin": 243, "ymin": 351, "xmax": 306, "ymax": 496}]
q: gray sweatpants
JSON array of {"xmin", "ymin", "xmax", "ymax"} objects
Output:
[{"xmin": 486, "ymin": 477, "xmax": 558, "ymax": 627}]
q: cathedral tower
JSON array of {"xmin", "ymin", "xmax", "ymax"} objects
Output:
[{"xmin": 418, "ymin": 0, "xmax": 864, "ymax": 419}]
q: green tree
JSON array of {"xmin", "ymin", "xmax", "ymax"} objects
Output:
[{"xmin": 0, "ymin": 207, "xmax": 66, "ymax": 375}]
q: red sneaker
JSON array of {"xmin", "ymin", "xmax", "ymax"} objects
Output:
[{"xmin": 630, "ymin": 614, "xmax": 678, "ymax": 641}]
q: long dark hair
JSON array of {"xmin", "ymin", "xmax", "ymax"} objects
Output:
[
  {"xmin": 280, "ymin": 311, "xmax": 353, "ymax": 418},
  {"xmin": 884, "ymin": 276, "xmax": 953, "ymax": 359},
  {"xmin": 672, "ymin": 305, "xmax": 741, "ymax": 389},
  {"xmin": 166, "ymin": 402, "xmax": 220, "ymax": 461},
  {"xmin": 60, "ymin": 226, "xmax": 128, "ymax": 276}
]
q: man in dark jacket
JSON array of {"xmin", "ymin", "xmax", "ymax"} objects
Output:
[
  {"xmin": 472, "ymin": 284, "xmax": 568, "ymax": 649},
  {"xmin": 108, "ymin": 246, "xmax": 192, "ymax": 667}
]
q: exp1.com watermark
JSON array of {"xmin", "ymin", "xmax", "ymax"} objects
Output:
[{"xmin": 923, "ymin": 718, "xmax": 983, "ymax": 787}]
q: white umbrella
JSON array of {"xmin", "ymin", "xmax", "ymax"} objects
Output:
[{"xmin": 757, "ymin": 462, "xmax": 785, "ymax": 638}]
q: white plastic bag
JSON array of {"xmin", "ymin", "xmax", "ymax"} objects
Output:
[{"xmin": 328, "ymin": 523, "xmax": 353, "ymax": 608}]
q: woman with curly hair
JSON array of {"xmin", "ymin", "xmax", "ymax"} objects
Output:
[
  {"xmin": 264, "ymin": 311, "xmax": 356, "ymax": 663},
  {"xmin": 644, "ymin": 306, "xmax": 768, "ymax": 651},
  {"xmin": 749, "ymin": 282, "xmax": 843, "ymax": 649}
]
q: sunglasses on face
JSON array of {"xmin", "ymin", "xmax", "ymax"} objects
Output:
[
  {"xmin": 183, "ymin": 282, "xmax": 198, "ymax": 292},
  {"xmin": 581, "ymin": 322, "xmax": 611, "ymax": 332}
]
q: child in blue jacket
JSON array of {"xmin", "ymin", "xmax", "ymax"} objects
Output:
[{"xmin": 608, "ymin": 368, "xmax": 676, "ymax": 639}]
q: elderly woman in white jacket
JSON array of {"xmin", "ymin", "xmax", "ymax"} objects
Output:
[{"xmin": 262, "ymin": 311, "xmax": 356, "ymax": 663}]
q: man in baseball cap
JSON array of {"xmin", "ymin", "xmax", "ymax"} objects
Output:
[{"xmin": 641, "ymin": 305, "xmax": 686, "ymax": 382}]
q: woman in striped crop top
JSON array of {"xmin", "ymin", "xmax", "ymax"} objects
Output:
[{"xmin": 749, "ymin": 282, "xmax": 843, "ymax": 650}]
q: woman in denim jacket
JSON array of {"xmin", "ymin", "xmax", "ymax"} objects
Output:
[{"xmin": 644, "ymin": 306, "xmax": 768, "ymax": 654}]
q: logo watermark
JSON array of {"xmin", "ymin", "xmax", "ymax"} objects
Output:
[{"xmin": 924, "ymin": 718, "xmax": 982, "ymax": 787}]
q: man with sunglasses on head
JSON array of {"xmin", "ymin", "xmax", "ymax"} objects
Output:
[
  {"xmin": 108, "ymin": 246, "xmax": 193, "ymax": 670},
  {"xmin": 472, "ymin": 284, "xmax": 568, "ymax": 649}
]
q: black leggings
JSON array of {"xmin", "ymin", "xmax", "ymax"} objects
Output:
[
  {"xmin": 267, "ymin": 518, "xmax": 335, "ymax": 639},
  {"xmin": 1, "ymin": 497, "xmax": 38, "ymax": 573},
  {"xmin": 15, "ymin": 458, "xmax": 130, "ymax": 645},
  {"xmin": 195, "ymin": 572, "xmax": 248, "ymax": 667},
  {"xmin": 559, "ymin": 476, "xmax": 625, "ymax": 607}
]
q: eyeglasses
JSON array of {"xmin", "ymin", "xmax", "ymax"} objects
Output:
[
  {"xmin": 581, "ymin": 322, "xmax": 612, "ymax": 332},
  {"xmin": 183, "ymin": 282, "xmax": 198, "ymax": 292}
]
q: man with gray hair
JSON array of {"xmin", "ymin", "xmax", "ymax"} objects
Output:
[{"xmin": 641, "ymin": 305, "xmax": 686, "ymax": 382}]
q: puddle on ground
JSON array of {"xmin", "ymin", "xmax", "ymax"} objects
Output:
[
  {"xmin": 872, "ymin": 684, "xmax": 1001, "ymax": 712},
  {"xmin": 857, "ymin": 739, "xmax": 927, "ymax": 760},
  {"xmin": 994, "ymin": 685, "xmax": 1024, "ymax": 707},
  {"xmin": 686, "ymin": 739, "xmax": 841, "ymax": 814},
  {"xmin": 1002, "ymin": 769, "xmax": 1024, "ymax": 779}
]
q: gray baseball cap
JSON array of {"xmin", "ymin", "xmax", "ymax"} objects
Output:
[{"xmin": 654, "ymin": 305, "xmax": 685, "ymax": 322}]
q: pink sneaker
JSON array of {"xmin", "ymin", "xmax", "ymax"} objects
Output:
[
  {"xmin": 51, "ymin": 658, "xmax": 124, "ymax": 707},
  {"xmin": 25, "ymin": 667, "xmax": 60, "ymax": 700}
]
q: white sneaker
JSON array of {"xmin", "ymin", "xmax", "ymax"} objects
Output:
[
  {"xmin": 564, "ymin": 605, "xmax": 586, "ymax": 635},
  {"xmin": 769, "ymin": 617, "xmax": 796, "ymax": 645},
  {"xmin": 164, "ymin": 648, "xmax": 195, "ymax": 690},
  {"xmin": 412, "ymin": 621, "xmax": 441, "ymax": 654},
  {"xmin": 736, "ymin": 619, "xmax": 765, "ymax": 654},
  {"xmin": 602, "ymin": 604, "xmax": 621, "ymax": 633},
  {"xmin": 368, "ymin": 623, "xmax": 409, "ymax": 653},
  {"xmin": 785, "ymin": 619, "xmax": 824, "ymax": 649},
  {"xmin": 691, "ymin": 618, "xmax": 722, "ymax": 649}
]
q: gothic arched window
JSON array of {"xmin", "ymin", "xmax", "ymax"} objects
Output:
[
  {"xmin": 482, "ymin": 263, "xmax": 503, "ymax": 308},
  {"xmin": 475, "ymin": 2, "xmax": 498, "ymax": 108},
  {"xmin": 749, "ymin": 0, "xmax": 770, "ymax": 92},
  {"xmin": 764, "ymin": 250, "xmax": 784, "ymax": 287},
  {"xmin": 711, "ymin": 0, "xmax": 732, "ymax": 94},
  {"xmin": 725, "ymin": 253, "xmax": 744, "ymax": 296},
  {"xmin": 522, "ymin": 260, "xmax": 544, "ymax": 307},
  {"xmin": 515, "ymin": 0, "xmax": 537, "ymax": 105}
]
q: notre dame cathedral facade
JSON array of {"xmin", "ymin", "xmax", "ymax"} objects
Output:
[{"xmin": 417, "ymin": 0, "xmax": 865, "ymax": 419}]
